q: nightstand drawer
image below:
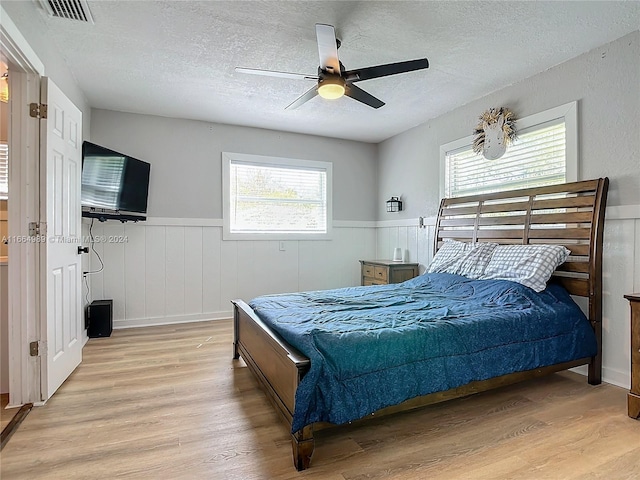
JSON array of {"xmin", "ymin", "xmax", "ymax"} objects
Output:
[
  {"xmin": 362, "ymin": 264, "xmax": 375, "ymax": 278},
  {"xmin": 373, "ymin": 266, "xmax": 388, "ymax": 282}
]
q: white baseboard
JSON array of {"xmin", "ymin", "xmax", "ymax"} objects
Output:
[
  {"xmin": 113, "ymin": 311, "xmax": 232, "ymax": 329},
  {"xmin": 602, "ymin": 365, "xmax": 632, "ymax": 389},
  {"xmin": 570, "ymin": 364, "xmax": 630, "ymax": 389}
]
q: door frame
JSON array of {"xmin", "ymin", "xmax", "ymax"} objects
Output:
[{"xmin": 1, "ymin": 6, "xmax": 46, "ymax": 406}]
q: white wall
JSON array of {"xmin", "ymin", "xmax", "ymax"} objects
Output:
[
  {"xmin": 90, "ymin": 110, "xmax": 378, "ymax": 221},
  {"xmin": 376, "ymin": 31, "xmax": 640, "ymax": 389},
  {"xmin": 88, "ymin": 111, "xmax": 379, "ymax": 327}
]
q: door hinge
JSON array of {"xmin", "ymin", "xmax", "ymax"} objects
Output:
[
  {"xmin": 29, "ymin": 341, "xmax": 40, "ymax": 357},
  {"xmin": 28, "ymin": 221, "xmax": 47, "ymax": 237},
  {"xmin": 29, "ymin": 102, "xmax": 48, "ymax": 119}
]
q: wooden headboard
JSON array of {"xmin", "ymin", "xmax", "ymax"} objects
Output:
[
  {"xmin": 434, "ymin": 178, "xmax": 609, "ymax": 383},
  {"xmin": 434, "ymin": 178, "xmax": 608, "ymax": 298}
]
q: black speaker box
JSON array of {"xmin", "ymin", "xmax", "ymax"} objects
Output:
[{"xmin": 87, "ymin": 299, "xmax": 113, "ymax": 338}]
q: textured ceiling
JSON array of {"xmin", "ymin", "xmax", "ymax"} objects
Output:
[{"xmin": 6, "ymin": 1, "xmax": 639, "ymax": 143}]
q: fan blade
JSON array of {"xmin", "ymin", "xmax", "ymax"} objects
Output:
[
  {"xmin": 315, "ymin": 24, "xmax": 340, "ymax": 74},
  {"xmin": 285, "ymin": 85, "xmax": 319, "ymax": 110},
  {"xmin": 345, "ymin": 84, "xmax": 385, "ymax": 109},
  {"xmin": 235, "ymin": 67, "xmax": 318, "ymax": 81},
  {"xmin": 344, "ymin": 58, "xmax": 429, "ymax": 82}
]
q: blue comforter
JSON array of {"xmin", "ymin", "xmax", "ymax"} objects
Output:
[{"xmin": 248, "ymin": 273, "xmax": 597, "ymax": 433}]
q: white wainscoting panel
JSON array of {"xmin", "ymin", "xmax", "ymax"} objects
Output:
[
  {"xmin": 377, "ymin": 221, "xmax": 435, "ymax": 274},
  {"xmin": 87, "ymin": 220, "xmax": 376, "ymax": 328},
  {"xmin": 202, "ymin": 227, "xmax": 222, "ymax": 314},
  {"xmin": 165, "ymin": 226, "xmax": 186, "ymax": 317},
  {"xmin": 635, "ymin": 218, "xmax": 640, "ymax": 291},
  {"xmin": 145, "ymin": 225, "xmax": 166, "ymax": 321},
  {"xmin": 124, "ymin": 223, "xmax": 145, "ymax": 320},
  {"xmin": 184, "ymin": 227, "xmax": 204, "ymax": 316},
  {"xmin": 599, "ymin": 218, "xmax": 638, "ymax": 388},
  {"xmin": 102, "ymin": 223, "xmax": 126, "ymax": 322}
]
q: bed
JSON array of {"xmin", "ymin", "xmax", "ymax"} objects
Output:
[{"xmin": 232, "ymin": 178, "xmax": 609, "ymax": 471}]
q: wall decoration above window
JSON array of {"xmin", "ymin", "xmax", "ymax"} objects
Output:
[
  {"xmin": 442, "ymin": 102, "xmax": 578, "ymax": 199},
  {"xmin": 472, "ymin": 107, "xmax": 517, "ymax": 160}
]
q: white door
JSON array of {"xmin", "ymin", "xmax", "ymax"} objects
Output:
[{"xmin": 40, "ymin": 77, "xmax": 83, "ymax": 400}]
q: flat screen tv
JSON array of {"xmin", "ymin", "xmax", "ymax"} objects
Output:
[{"xmin": 81, "ymin": 141, "xmax": 151, "ymax": 222}]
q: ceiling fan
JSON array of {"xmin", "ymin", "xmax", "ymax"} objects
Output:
[{"xmin": 235, "ymin": 24, "xmax": 429, "ymax": 110}]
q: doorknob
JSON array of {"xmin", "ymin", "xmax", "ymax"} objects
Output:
[{"xmin": 78, "ymin": 246, "xmax": 89, "ymax": 254}]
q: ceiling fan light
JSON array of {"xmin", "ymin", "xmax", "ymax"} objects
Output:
[
  {"xmin": 318, "ymin": 84, "xmax": 345, "ymax": 99},
  {"xmin": 318, "ymin": 76, "xmax": 345, "ymax": 100}
]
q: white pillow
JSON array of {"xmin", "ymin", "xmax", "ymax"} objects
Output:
[
  {"xmin": 428, "ymin": 240, "xmax": 467, "ymax": 274},
  {"xmin": 428, "ymin": 241, "xmax": 498, "ymax": 279},
  {"xmin": 454, "ymin": 242, "xmax": 498, "ymax": 279},
  {"xmin": 480, "ymin": 244, "xmax": 571, "ymax": 292}
]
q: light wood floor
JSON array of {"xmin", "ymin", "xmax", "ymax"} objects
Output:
[{"xmin": 1, "ymin": 320, "xmax": 638, "ymax": 479}]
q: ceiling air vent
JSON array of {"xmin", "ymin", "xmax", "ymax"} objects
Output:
[{"xmin": 38, "ymin": 0, "xmax": 94, "ymax": 24}]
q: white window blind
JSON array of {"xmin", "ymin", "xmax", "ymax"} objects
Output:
[
  {"xmin": 0, "ymin": 142, "xmax": 8, "ymax": 200},
  {"xmin": 445, "ymin": 119, "xmax": 566, "ymax": 198},
  {"xmin": 228, "ymin": 158, "xmax": 329, "ymax": 236}
]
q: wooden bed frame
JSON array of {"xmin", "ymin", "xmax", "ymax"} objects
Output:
[{"xmin": 232, "ymin": 178, "xmax": 609, "ymax": 471}]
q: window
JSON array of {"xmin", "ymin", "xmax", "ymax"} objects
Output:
[
  {"xmin": 440, "ymin": 102, "xmax": 577, "ymax": 198},
  {"xmin": 0, "ymin": 142, "xmax": 8, "ymax": 199},
  {"xmin": 223, "ymin": 152, "xmax": 332, "ymax": 240}
]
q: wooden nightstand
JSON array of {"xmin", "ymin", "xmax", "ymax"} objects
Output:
[
  {"xmin": 360, "ymin": 260, "xmax": 419, "ymax": 286},
  {"xmin": 625, "ymin": 293, "xmax": 640, "ymax": 419}
]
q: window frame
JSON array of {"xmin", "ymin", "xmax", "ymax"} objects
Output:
[
  {"xmin": 222, "ymin": 152, "xmax": 333, "ymax": 241},
  {"xmin": 439, "ymin": 101, "xmax": 578, "ymax": 199}
]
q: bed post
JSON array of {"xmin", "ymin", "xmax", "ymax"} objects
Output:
[
  {"xmin": 587, "ymin": 177, "xmax": 608, "ymax": 385},
  {"xmin": 232, "ymin": 302, "xmax": 240, "ymax": 360},
  {"xmin": 588, "ymin": 319, "xmax": 602, "ymax": 385},
  {"xmin": 292, "ymin": 425, "xmax": 314, "ymax": 471}
]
